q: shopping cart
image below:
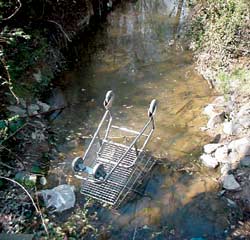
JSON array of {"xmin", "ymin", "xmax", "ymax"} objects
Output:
[{"xmin": 72, "ymin": 91, "xmax": 157, "ymax": 207}]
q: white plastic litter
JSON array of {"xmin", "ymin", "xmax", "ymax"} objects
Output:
[{"xmin": 40, "ymin": 184, "xmax": 75, "ymax": 212}]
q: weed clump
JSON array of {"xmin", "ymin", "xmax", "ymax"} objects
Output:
[{"xmin": 189, "ymin": 0, "xmax": 250, "ymax": 95}]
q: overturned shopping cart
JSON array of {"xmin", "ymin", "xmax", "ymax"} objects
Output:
[{"xmin": 72, "ymin": 91, "xmax": 157, "ymax": 208}]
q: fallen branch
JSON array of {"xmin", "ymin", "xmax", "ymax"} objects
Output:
[
  {"xmin": 2, "ymin": 0, "xmax": 22, "ymax": 21},
  {"xmin": 47, "ymin": 20, "xmax": 72, "ymax": 42},
  {"xmin": 0, "ymin": 176, "xmax": 48, "ymax": 235}
]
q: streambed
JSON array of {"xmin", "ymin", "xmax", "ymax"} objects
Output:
[{"xmin": 48, "ymin": 0, "xmax": 234, "ymax": 238}]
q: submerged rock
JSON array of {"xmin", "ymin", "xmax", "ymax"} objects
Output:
[
  {"xmin": 200, "ymin": 154, "xmax": 219, "ymax": 168},
  {"xmin": 222, "ymin": 174, "xmax": 240, "ymax": 190}
]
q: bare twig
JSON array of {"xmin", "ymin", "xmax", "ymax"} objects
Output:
[
  {"xmin": 132, "ymin": 225, "xmax": 138, "ymax": 240},
  {"xmin": 0, "ymin": 57, "xmax": 19, "ymax": 104},
  {"xmin": 0, "ymin": 176, "xmax": 48, "ymax": 235},
  {"xmin": 0, "ymin": 160, "xmax": 15, "ymax": 169},
  {"xmin": 2, "ymin": 0, "xmax": 22, "ymax": 21},
  {"xmin": 47, "ymin": 20, "xmax": 72, "ymax": 42}
]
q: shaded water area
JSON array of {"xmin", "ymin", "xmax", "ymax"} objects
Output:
[{"xmin": 49, "ymin": 0, "xmax": 234, "ymax": 239}]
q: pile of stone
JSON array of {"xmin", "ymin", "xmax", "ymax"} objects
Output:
[
  {"xmin": 200, "ymin": 95, "xmax": 250, "ymax": 191},
  {"xmin": 7, "ymin": 99, "xmax": 51, "ymax": 117}
]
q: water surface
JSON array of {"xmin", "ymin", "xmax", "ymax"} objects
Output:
[{"xmin": 50, "ymin": 0, "xmax": 231, "ymax": 238}]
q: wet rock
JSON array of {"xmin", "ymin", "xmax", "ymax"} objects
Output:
[
  {"xmin": 204, "ymin": 143, "xmax": 222, "ymax": 154},
  {"xmin": 7, "ymin": 105, "xmax": 26, "ymax": 117},
  {"xmin": 37, "ymin": 100, "xmax": 50, "ymax": 112},
  {"xmin": 215, "ymin": 145, "xmax": 229, "ymax": 163},
  {"xmin": 228, "ymin": 137, "xmax": 250, "ymax": 157},
  {"xmin": 240, "ymin": 156, "xmax": 250, "ymax": 167},
  {"xmin": 207, "ymin": 112, "xmax": 225, "ymax": 129},
  {"xmin": 222, "ymin": 174, "xmax": 240, "ymax": 190},
  {"xmin": 200, "ymin": 154, "xmax": 219, "ymax": 168}
]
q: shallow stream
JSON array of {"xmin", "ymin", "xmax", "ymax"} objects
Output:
[{"xmin": 49, "ymin": 0, "xmax": 233, "ymax": 238}]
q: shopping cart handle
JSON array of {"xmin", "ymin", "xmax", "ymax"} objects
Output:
[
  {"xmin": 148, "ymin": 99, "xmax": 157, "ymax": 117},
  {"xmin": 103, "ymin": 90, "xmax": 115, "ymax": 109}
]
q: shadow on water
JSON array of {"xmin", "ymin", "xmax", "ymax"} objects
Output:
[{"xmin": 46, "ymin": 0, "xmax": 248, "ymax": 239}]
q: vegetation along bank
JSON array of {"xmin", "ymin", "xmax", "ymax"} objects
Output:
[{"xmin": 189, "ymin": 0, "xmax": 250, "ymax": 237}]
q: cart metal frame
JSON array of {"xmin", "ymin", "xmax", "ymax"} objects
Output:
[{"xmin": 72, "ymin": 91, "xmax": 157, "ymax": 207}]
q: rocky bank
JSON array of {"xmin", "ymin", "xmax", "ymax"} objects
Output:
[{"xmin": 199, "ymin": 69, "xmax": 250, "ymax": 237}]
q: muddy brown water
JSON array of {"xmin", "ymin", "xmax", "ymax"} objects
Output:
[{"xmin": 49, "ymin": 0, "xmax": 234, "ymax": 239}]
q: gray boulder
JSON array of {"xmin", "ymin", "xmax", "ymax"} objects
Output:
[
  {"xmin": 37, "ymin": 100, "xmax": 50, "ymax": 112},
  {"xmin": 237, "ymin": 102, "xmax": 250, "ymax": 118},
  {"xmin": 28, "ymin": 104, "xmax": 40, "ymax": 115},
  {"xmin": 240, "ymin": 156, "xmax": 250, "ymax": 167},
  {"xmin": 238, "ymin": 116, "xmax": 250, "ymax": 128},
  {"xmin": 215, "ymin": 145, "xmax": 229, "ymax": 163},
  {"xmin": 222, "ymin": 174, "xmax": 240, "ymax": 190},
  {"xmin": 203, "ymin": 104, "xmax": 217, "ymax": 118},
  {"xmin": 220, "ymin": 163, "xmax": 231, "ymax": 176},
  {"xmin": 223, "ymin": 120, "xmax": 242, "ymax": 135},
  {"xmin": 228, "ymin": 137, "xmax": 250, "ymax": 157},
  {"xmin": 200, "ymin": 154, "xmax": 219, "ymax": 168},
  {"xmin": 207, "ymin": 113, "xmax": 225, "ymax": 129},
  {"xmin": 204, "ymin": 143, "xmax": 222, "ymax": 154}
]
